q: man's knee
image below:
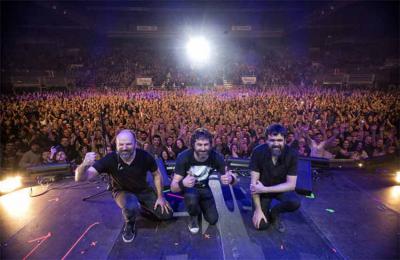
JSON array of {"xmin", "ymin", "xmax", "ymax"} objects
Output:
[
  {"xmin": 184, "ymin": 191, "xmax": 199, "ymax": 204},
  {"xmin": 255, "ymin": 219, "xmax": 269, "ymax": 230},
  {"xmin": 157, "ymin": 209, "xmax": 174, "ymax": 220},
  {"xmin": 288, "ymin": 198, "xmax": 301, "ymax": 211},
  {"xmin": 125, "ymin": 198, "xmax": 140, "ymax": 211},
  {"xmin": 204, "ymin": 212, "xmax": 218, "ymax": 225},
  {"xmin": 184, "ymin": 192, "xmax": 200, "ymax": 211}
]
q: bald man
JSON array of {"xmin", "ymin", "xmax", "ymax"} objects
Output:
[{"xmin": 75, "ymin": 130, "xmax": 173, "ymax": 243}]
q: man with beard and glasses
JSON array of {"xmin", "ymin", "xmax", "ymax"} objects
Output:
[
  {"xmin": 171, "ymin": 128, "xmax": 237, "ymax": 234},
  {"xmin": 250, "ymin": 124, "xmax": 300, "ymax": 233},
  {"xmin": 75, "ymin": 130, "xmax": 173, "ymax": 243}
]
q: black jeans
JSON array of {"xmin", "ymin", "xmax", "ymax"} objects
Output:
[
  {"xmin": 113, "ymin": 189, "xmax": 173, "ymax": 223},
  {"xmin": 253, "ymin": 191, "xmax": 301, "ymax": 230},
  {"xmin": 183, "ymin": 187, "xmax": 218, "ymax": 225}
]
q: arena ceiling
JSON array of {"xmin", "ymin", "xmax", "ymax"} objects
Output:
[{"xmin": 1, "ymin": 1, "xmax": 398, "ymax": 44}]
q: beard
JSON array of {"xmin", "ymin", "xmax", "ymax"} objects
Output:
[
  {"xmin": 270, "ymin": 145, "xmax": 283, "ymax": 157},
  {"xmin": 194, "ymin": 150, "xmax": 209, "ymax": 161},
  {"xmin": 118, "ymin": 149, "xmax": 135, "ymax": 160}
]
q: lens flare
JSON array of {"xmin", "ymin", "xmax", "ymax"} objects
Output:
[
  {"xmin": 186, "ymin": 36, "xmax": 210, "ymax": 64},
  {"xmin": 0, "ymin": 176, "xmax": 22, "ymax": 193},
  {"xmin": 1, "ymin": 188, "xmax": 31, "ymax": 218}
]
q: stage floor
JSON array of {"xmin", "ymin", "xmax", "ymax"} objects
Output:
[{"xmin": 1, "ymin": 169, "xmax": 399, "ymax": 259}]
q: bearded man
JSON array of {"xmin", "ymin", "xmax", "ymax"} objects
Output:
[
  {"xmin": 170, "ymin": 128, "xmax": 237, "ymax": 234},
  {"xmin": 250, "ymin": 124, "xmax": 301, "ymax": 233},
  {"xmin": 75, "ymin": 129, "xmax": 172, "ymax": 243}
]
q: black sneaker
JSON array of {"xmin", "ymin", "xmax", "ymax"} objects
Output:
[
  {"xmin": 188, "ymin": 216, "xmax": 199, "ymax": 234},
  {"xmin": 122, "ymin": 221, "xmax": 136, "ymax": 242},
  {"xmin": 272, "ymin": 215, "xmax": 286, "ymax": 233}
]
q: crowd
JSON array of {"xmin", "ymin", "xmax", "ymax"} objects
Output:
[{"xmin": 1, "ymin": 85, "xmax": 399, "ymax": 170}]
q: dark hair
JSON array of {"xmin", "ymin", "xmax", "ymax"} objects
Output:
[
  {"xmin": 190, "ymin": 128, "xmax": 213, "ymax": 148},
  {"xmin": 265, "ymin": 124, "xmax": 287, "ymax": 137}
]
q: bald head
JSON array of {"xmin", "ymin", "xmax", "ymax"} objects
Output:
[
  {"xmin": 116, "ymin": 129, "xmax": 136, "ymax": 143},
  {"xmin": 116, "ymin": 130, "xmax": 137, "ymax": 160}
]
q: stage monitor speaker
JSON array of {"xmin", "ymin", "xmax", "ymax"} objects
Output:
[
  {"xmin": 295, "ymin": 159, "xmax": 312, "ymax": 196},
  {"xmin": 27, "ymin": 163, "xmax": 73, "ymax": 179}
]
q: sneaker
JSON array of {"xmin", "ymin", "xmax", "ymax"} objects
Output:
[
  {"xmin": 272, "ymin": 215, "xmax": 286, "ymax": 233},
  {"xmin": 188, "ymin": 216, "xmax": 199, "ymax": 234},
  {"xmin": 122, "ymin": 221, "xmax": 136, "ymax": 242}
]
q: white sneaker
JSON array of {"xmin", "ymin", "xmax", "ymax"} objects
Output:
[{"xmin": 188, "ymin": 216, "xmax": 199, "ymax": 234}]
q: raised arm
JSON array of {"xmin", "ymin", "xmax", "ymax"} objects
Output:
[{"xmin": 75, "ymin": 152, "xmax": 99, "ymax": 181}]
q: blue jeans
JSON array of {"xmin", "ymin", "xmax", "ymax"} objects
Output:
[
  {"xmin": 113, "ymin": 189, "xmax": 173, "ymax": 223},
  {"xmin": 253, "ymin": 191, "xmax": 301, "ymax": 230},
  {"xmin": 183, "ymin": 187, "xmax": 219, "ymax": 225}
]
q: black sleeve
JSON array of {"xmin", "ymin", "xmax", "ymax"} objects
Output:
[
  {"xmin": 146, "ymin": 152, "xmax": 158, "ymax": 172},
  {"xmin": 287, "ymin": 150, "xmax": 299, "ymax": 176},
  {"xmin": 174, "ymin": 152, "xmax": 188, "ymax": 177},
  {"xmin": 249, "ymin": 148, "xmax": 261, "ymax": 172},
  {"xmin": 92, "ymin": 153, "xmax": 114, "ymax": 174}
]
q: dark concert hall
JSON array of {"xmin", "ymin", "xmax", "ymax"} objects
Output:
[{"xmin": 0, "ymin": 1, "xmax": 399, "ymax": 259}]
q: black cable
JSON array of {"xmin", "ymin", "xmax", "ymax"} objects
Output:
[{"xmin": 29, "ymin": 181, "xmax": 98, "ymax": 197}]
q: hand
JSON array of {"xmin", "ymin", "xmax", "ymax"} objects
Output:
[
  {"xmin": 252, "ymin": 209, "xmax": 268, "ymax": 229},
  {"xmin": 182, "ymin": 172, "xmax": 196, "ymax": 188},
  {"xmin": 154, "ymin": 197, "xmax": 172, "ymax": 214},
  {"xmin": 220, "ymin": 168, "xmax": 234, "ymax": 185},
  {"xmin": 50, "ymin": 146, "xmax": 57, "ymax": 156},
  {"xmin": 250, "ymin": 181, "xmax": 266, "ymax": 194},
  {"xmin": 83, "ymin": 152, "xmax": 97, "ymax": 167}
]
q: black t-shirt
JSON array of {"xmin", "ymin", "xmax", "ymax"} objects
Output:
[
  {"xmin": 250, "ymin": 144, "xmax": 298, "ymax": 187},
  {"xmin": 93, "ymin": 149, "xmax": 157, "ymax": 193},
  {"xmin": 175, "ymin": 149, "xmax": 225, "ymax": 183}
]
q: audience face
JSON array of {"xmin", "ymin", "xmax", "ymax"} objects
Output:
[
  {"xmin": 342, "ymin": 140, "xmax": 350, "ymax": 150},
  {"xmin": 31, "ymin": 144, "xmax": 40, "ymax": 153},
  {"xmin": 258, "ymin": 138, "xmax": 266, "ymax": 145},
  {"xmin": 230, "ymin": 144, "xmax": 238, "ymax": 154},
  {"xmin": 176, "ymin": 139, "xmax": 184, "ymax": 148},
  {"xmin": 55, "ymin": 151, "xmax": 67, "ymax": 163},
  {"xmin": 61, "ymin": 138, "xmax": 69, "ymax": 148},
  {"xmin": 161, "ymin": 150, "xmax": 169, "ymax": 161},
  {"xmin": 42, "ymin": 151, "xmax": 50, "ymax": 161},
  {"xmin": 315, "ymin": 134, "xmax": 323, "ymax": 143},
  {"xmin": 153, "ymin": 136, "xmax": 161, "ymax": 146},
  {"xmin": 287, "ymin": 133, "xmax": 294, "ymax": 143}
]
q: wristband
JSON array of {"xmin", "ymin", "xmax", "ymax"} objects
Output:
[
  {"xmin": 178, "ymin": 179, "xmax": 185, "ymax": 191},
  {"xmin": 229, "ymin": 175, "xmax": 236, "ymax": 185}
]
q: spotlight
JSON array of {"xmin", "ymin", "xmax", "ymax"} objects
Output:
[
  {"xmin": 0, "ymin": 176, "xmax": 22, "ymax": 193},
  {"xmin": 186, "ymin": 36, "xmax": 210, "ymax": 64},
  {"xmin": 396, "ymin": 171, "xmax": 400, "ymax": 184},
  {"xmin": 358, "ymin": 163, "xmax": 363, "ymax": 168}
]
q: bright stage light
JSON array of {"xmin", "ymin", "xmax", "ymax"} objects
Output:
[
  {"xmin": 1, "ymin": 188, "xmax": 31, "ymax": 218},
  {"xmin": 358, "ymin": 163, "xmax": 363, "ymax": 168},
  {"xmin": 391, "ymin": 185, "xmax": 400, "ymax": 199},
  {"xmin": 396, "ymin": 171, "xmax": 400, "ymax": 184},
  {"xmin": 186, "ymin": 36, "xmax": 210, "ymax": 64},
  {"xmin": 0, "ymin": 176, "xmax": 22, "ymax": 193}
]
